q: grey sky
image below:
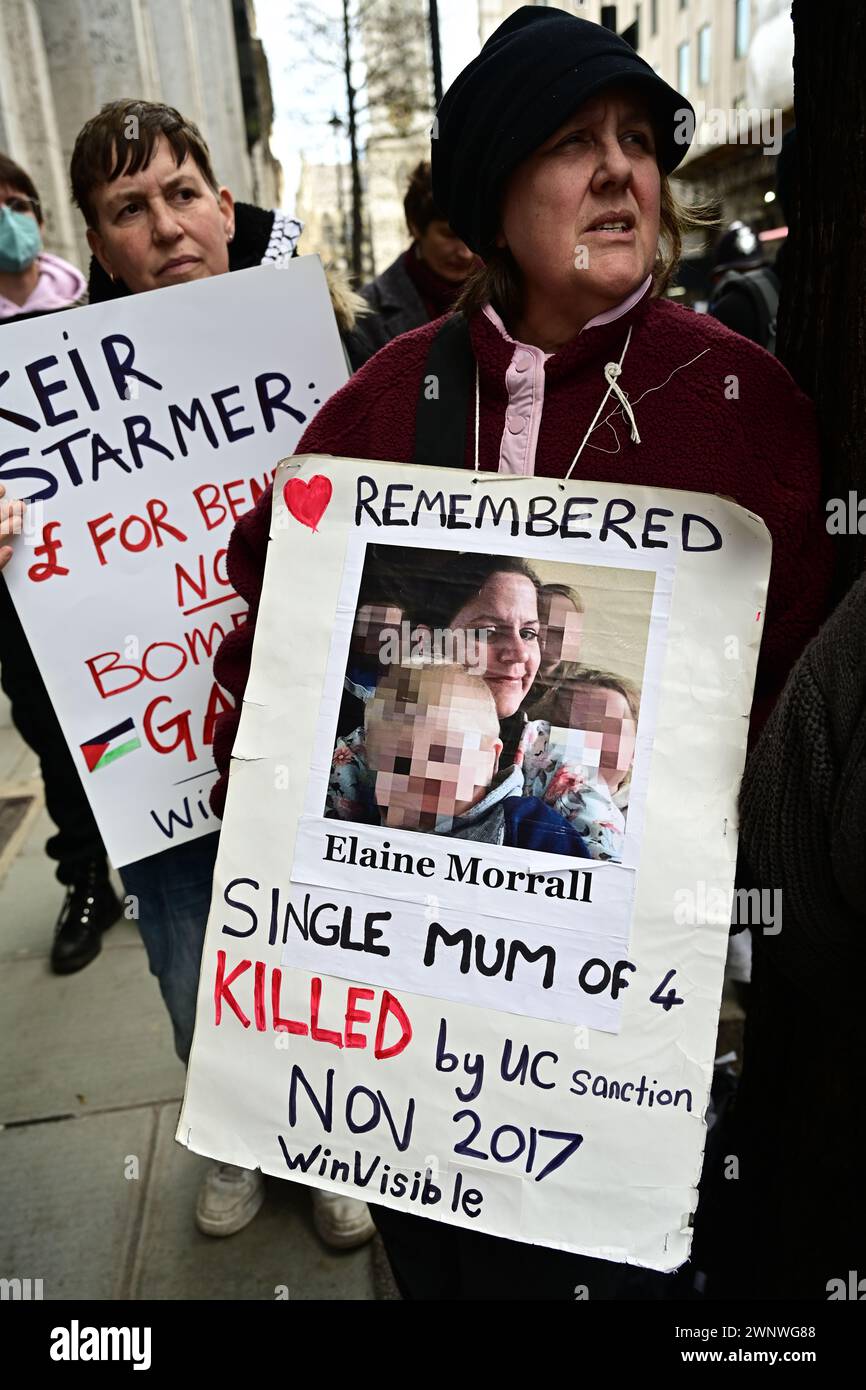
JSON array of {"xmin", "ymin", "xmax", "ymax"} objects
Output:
[{"xmin": 254, "ymin": 0, "xmax": 481, "ymax": 214}]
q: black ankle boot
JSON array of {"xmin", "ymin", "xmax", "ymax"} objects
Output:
[{"xmin": 50, "ymin": 863, "xmax": 123, "ymax": 975}]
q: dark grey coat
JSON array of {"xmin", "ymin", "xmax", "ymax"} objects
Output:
[{"xmin": 360, "ymin": 252, "xmax": 428, "ymax": 355}]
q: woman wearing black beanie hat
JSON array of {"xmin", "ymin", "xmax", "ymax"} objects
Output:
[
  {"xmin": 432, "ymin": 5, "xmax": 692, "ymax": 261},
  {"xmin": 213, "ymin": 5, "xmax": 834, "ymax": 1299}
]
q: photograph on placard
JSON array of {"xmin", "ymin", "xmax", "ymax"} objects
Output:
[{"xmin": 322, "ymin": 543, "xmax": 655, "ymax": 864}]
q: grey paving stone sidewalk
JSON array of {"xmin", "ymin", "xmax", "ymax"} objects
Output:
[{"xmin": 0, "ymin": 696, "xmax": 387, "ymax": 1300}]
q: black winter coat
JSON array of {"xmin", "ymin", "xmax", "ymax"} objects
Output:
[{"xmin": 730, "ymin": 570, "xmax": 866, "ymax": 1299}]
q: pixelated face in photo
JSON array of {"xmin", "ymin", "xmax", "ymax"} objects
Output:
[
  {"xmin": 351, "ymin": 602, "xmax": 403, "ymax": 663},
  {"xmin": 366, "ymin": 672, "xmax": 502, "ymax": 832},
  {"xmin": 563, "ymin": 686, "xmax": 637, "ymax": 776},
  {"xmin": 538, "ymin": 591, "xmax": 584, "ymax": 673},
  {"xmin": 551, "ymin": 724, "xmax": 604, "ymax": 770},
  {"xmin": 448, "ymin": 573, "xmax": 541, "ymax": 718}
]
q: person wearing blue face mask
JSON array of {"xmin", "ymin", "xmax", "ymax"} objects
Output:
[
  {"xmin": 0, "ymin": 196, "xmax": 42, "ymax": 271},
  {"xmin": 0, "ymin": 154, "xmax": 86, "ymax": 323}
]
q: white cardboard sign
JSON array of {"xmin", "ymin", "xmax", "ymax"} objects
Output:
[
  {"xmin": 179, "ymin": 456, "xmax": 771, "ymax": 1269},
  {"xmin": 1, "ymin": 259, "xmax": 348, "ymax": 866}
]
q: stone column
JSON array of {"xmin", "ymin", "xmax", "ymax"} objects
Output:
[
  {"xmin": 36, "ymin": 0, "xmax": 162, "ymax": 265},
  {"xmin": 147, "ymin": 0, "xmax": 206, "ymax": 131},
  {"xmin": 188, "ymin": 0, "xmax": 253, "ymax": 199},
  {"xmin": 0, "ymin": 0, "xmax": 78, "ymax": 263}
]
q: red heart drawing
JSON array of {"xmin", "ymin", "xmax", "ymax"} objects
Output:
[{"xmin": 283, "ymin": 475, "xmax": 333, "ymax": 532}]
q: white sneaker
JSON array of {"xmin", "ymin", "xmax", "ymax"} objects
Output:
[
  {"xmin": 195, "ymin": 1163, "xmax": 265, "ymax": 1237},
  {"xmin": 311, "ymin": 1188, "xmax": 376, "ymax": 1249}
]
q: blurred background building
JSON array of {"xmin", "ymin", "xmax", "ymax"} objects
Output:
[
  {"xmin": 293, "ymin": 0, "xmax": 433, "ymax": 280},
  {"xmin": 295, "ymin": 153, "xmax": 358, "ymax": 274},
  {"xmin": 361, "ymin": 0, "xmax": 431, "ymax": 273}
]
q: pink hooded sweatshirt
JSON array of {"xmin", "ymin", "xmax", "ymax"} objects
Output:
[{"xmin": 0, "ymin": 252, "xmax": 86, "ymax": 318}]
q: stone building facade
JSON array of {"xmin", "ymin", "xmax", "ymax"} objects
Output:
[
  {"xmin": 0, "ymin": 0, "xmax": 280, "ymax": 272},
  {"xmin": 294, "ymin": 156, "xmax": 355, "ymax": 275}
]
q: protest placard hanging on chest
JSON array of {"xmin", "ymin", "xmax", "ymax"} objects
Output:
[
  {"xmin": 1, "ymin": 260, "xmax": 347, "ymax": 866},
  {"xmin": 179, "ymin": 455, "xmax": 771, "ymax": 1269}
]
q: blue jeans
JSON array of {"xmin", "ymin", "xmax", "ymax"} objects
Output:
[{"xmin": 120, "ymin": 832, "xmax": 219, "ymax": 1064}]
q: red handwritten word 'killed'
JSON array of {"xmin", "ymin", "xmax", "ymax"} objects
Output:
[{"xmin": 213, "ymin": 951, "xmax": 412, "ymax": 1058}]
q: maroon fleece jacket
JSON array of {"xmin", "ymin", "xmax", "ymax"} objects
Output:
[{"xmin": 210, "ymin": 294, "xmax": 833, "ymax": 816}]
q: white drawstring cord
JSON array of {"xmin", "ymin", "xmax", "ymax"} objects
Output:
[
  {"xmin": 603, "ymin": 362, "xmax": 641, "ymax": 443},
  {"xmin": 564, "ymin": 325, "xmax": 638, "ymax": 480},
  {"xmin": 473, "ymin": 362, "xmax": 480, "ymax": 472}
]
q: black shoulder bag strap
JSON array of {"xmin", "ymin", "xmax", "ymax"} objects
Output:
[{"xmin": 413, "ymin": 313, "xmax": 476, "ymax": 470}]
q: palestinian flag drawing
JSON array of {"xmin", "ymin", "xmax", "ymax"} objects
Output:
[{"xmin": 80, "ymin": 717, "xmax": 142, "ymax": 773}]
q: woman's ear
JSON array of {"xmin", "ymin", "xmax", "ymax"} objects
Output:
[{"xmin": 218, "ymin": 186, "xmax": 235, "ymax": 242}]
